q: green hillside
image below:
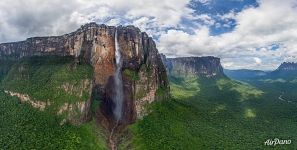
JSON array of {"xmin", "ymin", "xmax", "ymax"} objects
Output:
[
  {"xmin": 1, "ymin": 56, "xmax": 297, "ymax": 149},
  {"xmin": 0, "ymin": 90, "xmax": 107, "ymax": 149},
  {"xmin": 125, "ymin": 75, "xmax": 297, "ymax": 149},
  {"xmin": 2, "ymin": 56, "xmax": 93, "ymax": 108},
  {"xmin": 0, "ymin": 56, "xmax": 107, "ymax": 149}
]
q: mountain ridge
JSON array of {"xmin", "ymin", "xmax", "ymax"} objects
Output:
[
  {"xmin": 224, "ymin": 62, "xmax": 297, "ymax": 81},
  {"xmin": 224, "ymin": 69, "xmax": 268, "ymax": 80},
  {"xmin": 161, "ymin": 54, "xmax": 225, "ymax": 78},
  {"xmin": 276, "ymin": 62, "xmax": 297, "ymax": 71}
]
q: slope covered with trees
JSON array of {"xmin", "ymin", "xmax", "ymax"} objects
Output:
[
  {"xmin": 0, "ymin": 56, "xmax": 107, "ymax": 149},
  {"xmin": 123, "ymin": 75, "xmax": 297, "ymax": 149}
]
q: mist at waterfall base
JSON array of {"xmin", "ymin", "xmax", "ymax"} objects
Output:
[{"xmin": 113, "ymin": 30, "xmax": 124, "ymax": 122}]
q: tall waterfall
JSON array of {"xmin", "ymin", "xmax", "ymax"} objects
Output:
[{"xmin": 113, "ymin": 29, "xmax": 124, "ymax": 121}]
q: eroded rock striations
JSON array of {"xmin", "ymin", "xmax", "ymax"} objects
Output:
[
  {"xmin": 161, "ymin": 54, "xmax": 225, "ymax": 78},
  {"xmin": 4, "ymin": 90, "xmax": 50, "ymax": 111},
  {"xmin": 0, "ymin": 23, "xmax": 169, "ymax": 125}
]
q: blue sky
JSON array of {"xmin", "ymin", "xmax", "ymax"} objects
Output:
[
  {"xmin": 0, "ymin": 0, "xmax": 297, "ymax": 70},
  {"xmin": 188, "ymin": 0, "xmax": 259, "ymax": 35}
]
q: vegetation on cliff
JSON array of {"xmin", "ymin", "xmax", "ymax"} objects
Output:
[
  {"xmin": 0, "ymin": 56, "xmax": 107, "ymax": 149},
  {"xmin": 2, "ymin": 56, "xmax": 93, "ymax": 110},
  {"xmin": 0, "ymin": 58, "xmax": 16, "ymax": 81},
  {"xmin": 0, "ymin": 90, "xmax": 107, "ymax": 149},
  {"xmin": 1, "ymin": 54, "xmax": 297, "ymax": 149}
]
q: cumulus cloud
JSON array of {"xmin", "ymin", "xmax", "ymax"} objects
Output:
[
  {"xmin": 0, "ymin": 0, "xmax": 81, "ymax": 42},
  {"xmin": 0, "ymin": 0, "xmax": 192, "ymax": 42},
  {"xmin": 159, "ymin": 0, "xmax": 297, "ymax": 70},
  {"xmin": 0, "ymin": 0, "xmax": 296, "ymax": 70},
  {"xmin": 254, "ymin": 57, "xmax": 262, "ymax": 65}
]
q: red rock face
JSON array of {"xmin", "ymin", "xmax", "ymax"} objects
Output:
[{"xmin": 0, "ymin": 23, "xmax": 169, "ymax": 125}]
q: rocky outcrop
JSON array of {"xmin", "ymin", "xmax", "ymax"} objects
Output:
[
  {"xmin": 0, "ymin": 23, "xmax": 169, "ymax": 125},
  {"xmin": 5, "ymin": 86, "xmax": 92, "ymax": 125},
  {"xmin": 4, "ymin": 90, "xmax": 50, "ymax": 111},
  {"xmin": 60, "ymin": 79, "xmax": 92, "ymax": 98},
  {"xmin": 57, "ymin": 100, "xmax": 91, "ymax": 125},
  {"xmin": 59, "ymin": 78, "xmax": 93, "ymax": 125},
  {"xmin": 161, "ymin": 55, "xmax": 225, "ymax": 78}
]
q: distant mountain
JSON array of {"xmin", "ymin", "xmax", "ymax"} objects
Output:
[
  {"xmin": 268, "ymin": 62, "xmax": 297, "ymax": 79},
  {"xmin": 277, "ymin": 62, "xmax": 297, "ymax": 71},
  {"xmin": 224, "ymin": 69, "xmax": 268, "ymax": 80},
  {"xmin": 224, "ymin": 62, "xmax": 297, "ymax": 81},
  {"xmin": 161, "ymin": 54, "xmax": 225, "ymax": 78}
]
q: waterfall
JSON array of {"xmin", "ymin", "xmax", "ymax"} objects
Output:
[{"xmin": 113, "ymin": 29, "xmax": 124, "ymax": 121}]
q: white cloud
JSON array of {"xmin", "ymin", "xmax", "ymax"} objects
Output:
[
  {"xmin": 159, "ymin": 0, "xmax": 297, "ymax": 70},
  {"xmin": 218, "ymin": 10, "xmax": 237, "ymax": 21},
  {"xmin": 254, "ymin": 57, "xmax": 262, "ymax": 65},
  {"xmin": 192, "ymin": 14, "xmax": 215, "ymax": 26},
  {"xmin": 0, "ymin": 0, "xmax": 81, "ymax": 42},
  {"xmin": 0, "ymin": 0, "xmax": 297, "ymax": 70},
  {"xmin": 0, "ymin": 0, "xmax": 192, "ymax": 42},
  {"xmin": 194, "ymin": 0, "xmax": 212, "ymax": 5}
]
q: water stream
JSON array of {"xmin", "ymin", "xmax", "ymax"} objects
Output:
[
  {"xmin": 109, "ymin": 29, "xmax": 124, "ymax": 150},
  {"xmin": 113, "ymin": 29, "xmax": 124, "ymax": 122}
]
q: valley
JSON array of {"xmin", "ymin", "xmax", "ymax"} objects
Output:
[{"xmin": 125, "ymin": 76, "xmax": 297, "ymax": 149}]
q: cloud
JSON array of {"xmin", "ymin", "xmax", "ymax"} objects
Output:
[
  {"xmin": 0, "ymin": 0, "xmax": 81, "ymax": 42},
  {"xmin": 159, "ymin": 0, "xmax": 297, "ymax": 70},
  {"xmin": 254, "ymin": 57, "xmax": 262, "ymax": 65},
  {"xmin": 0, "ymin": 0, "xmax": 192, "ymax": 42},
  {"xmin": 193, "ymin": 0, "xmax": 212, "ymax": 5},
  {"xmin": 0, "ymin": 0, "xmax": 296, "ymax": 70}
]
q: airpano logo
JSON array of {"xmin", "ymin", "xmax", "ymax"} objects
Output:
[{"xmin": 264, "ymin": 138, "xmax": 292, "ymax": 146}]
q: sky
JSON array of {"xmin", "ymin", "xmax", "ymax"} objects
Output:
[{"xmin": 0, "ymin": 0, "xmax": 297, "ymax": 70}]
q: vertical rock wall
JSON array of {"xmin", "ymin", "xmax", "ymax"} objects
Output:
[{"xmin": 0, "ymin": 23, "xmax": 169, "ymax": 124}]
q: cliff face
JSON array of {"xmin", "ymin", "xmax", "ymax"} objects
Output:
[
  {"xmin": 161, "ymin": 55, "xmax": 225, "ymax": 78},
  {"xmin": 0, "ymin": 23, "xmax": 169, "ymax": 125}
]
